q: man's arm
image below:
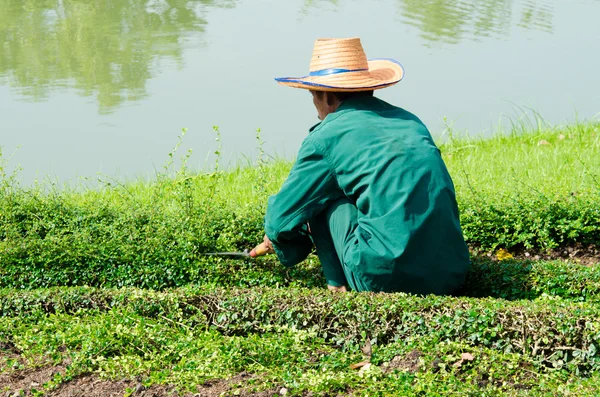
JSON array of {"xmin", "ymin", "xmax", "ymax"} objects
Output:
[{"xmin": 264, "ymin": 138, "xmax": 342, "ymax": 267}]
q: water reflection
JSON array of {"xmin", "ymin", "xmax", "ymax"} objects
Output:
[
  {"xmin": 398, "ymin": 0, "xmax": 555, "ymax": 43},
  {"xmin": 300, "ymin": 0, "xmax": 339, "ymax": 14},
  {"xmin": 301, "ymin": 0, "xmax": 554, "ymax": 44},
  {"xmin": 518, "ymin": 0, "xmax": 554, "ymax": 33},
  {"xmin": 0, "ymin": 0, "xmax": 235, "ymax": 114}
]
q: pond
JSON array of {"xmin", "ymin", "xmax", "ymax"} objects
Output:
[{"xmin": 1, "ymin": 0, "xmax": 599, "ymax": 184}]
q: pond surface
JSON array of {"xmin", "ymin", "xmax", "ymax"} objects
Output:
[{"xmin": 1, "ymin": 0, "xmax": 599, "ymax": 184}]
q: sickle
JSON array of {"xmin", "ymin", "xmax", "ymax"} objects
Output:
[
  {"xmin": 204, "ymin": 242, "xmax": 270, "ymax": 258},
  {"xmin": 204, "ymin": 249, "xmax": 251, "ymax": 258}
]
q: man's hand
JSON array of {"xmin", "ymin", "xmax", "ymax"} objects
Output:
[
  {"xmin": 249, "ymin": 235, "xmax": 275, "ymax": 257},
  {"xmin": 262, "ymin": 234, "xmax": 275, "ymax": 253}
]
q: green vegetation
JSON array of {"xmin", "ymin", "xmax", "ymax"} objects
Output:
[
  {"xmin": 445, "ymin": 120, "xmax": 599, "ymax": 251},
  {"xmin": 2, "ymin": 284, "xmax": 600, "ymax": 395},
  {"xmin": 1, "ymin": 122, "xmax": 597, "ymax": 289},
  {"xmin": 1, "ymin": 121, "xmax": 599, "ymax": 395}
]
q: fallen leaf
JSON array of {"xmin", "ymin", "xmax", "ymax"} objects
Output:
[
  {"xmin": 453, "ymin": 352, "xmax": 475, "ymax": 368},
  {"xmin": 280, "ymin": 387, "xmax": 288, "ymax": 396},
  {"xmin": 461, "ymin": 352, "xmax": 474, "ymax": 361},
  {"xmin": 358, "ymin": 363, "xmax": 372, "ymax": 375},
  {"xmin": 350, "ymin": 360, "xmax": 371, "ymax": 370}
]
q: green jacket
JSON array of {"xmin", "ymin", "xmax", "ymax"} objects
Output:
[{"xmin": 264, "ymin": 96, "xmax": 470, "ymax": 294}]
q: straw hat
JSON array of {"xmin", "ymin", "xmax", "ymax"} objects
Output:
[{"xmin": 275, "ymin": 38, "xmax": 404, "ymax": 92}]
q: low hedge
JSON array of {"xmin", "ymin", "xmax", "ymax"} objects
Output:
[
  {"xmin": 5, "ymin": 308, "xmax": 600, "ymax": 396},
  {"xmin": 2, "ymin": 286, "xmax": 600, "ymax": 375},
  {"xmin": 0, "ymin": 189, "xmax": 598, "ymax": 281},
  {"xmin": 461, "ymin": 258, "xmax": 600, "ymax": 300},
  {"xmin": 460, "ymin": 194, "xmax": 600, "ymax": 250},
  {"xmin": 1, "ymin": 244, "xmax": 599, "ymax": 301}
]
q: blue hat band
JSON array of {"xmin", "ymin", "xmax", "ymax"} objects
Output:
[{"xmin": 309, "ymin": 67, "xmax": 368, "ymax": 77}]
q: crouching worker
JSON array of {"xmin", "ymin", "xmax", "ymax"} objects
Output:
[{"xmin": 251, "ymin": 38, "xmax": 470, "ymax": 294}]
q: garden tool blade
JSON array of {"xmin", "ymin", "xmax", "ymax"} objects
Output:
[{"xmin": 204, "ymin": 249, "xmax": 251, "ymax": 258}]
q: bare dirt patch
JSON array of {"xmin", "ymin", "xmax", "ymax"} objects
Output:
[
  {"xmin": 197, "ymin": 372, "xmax": 280, "ymax": 397},
  {"xmin": 382, "ymin": 349, "xmax": 423, "ymax": 374},
  {"xmin": 0, "ymin": 343, "xmax": 68, "ymax": 395},
  {"xmin": 475, "ymin": 243, "xmax": 600, "ymax": 266},
  {"xmin": 48, "ymin": 376, "xmax": 191, "ymax": 397},
  {"xmin": 0, "ymin": 363, "xmax": 67, "ymax": 395},
  {"xmin": 525, "ymin": 244, "xmax": 600, "ymax": 266},
  {"xmin": 0, "ymin": 361, "xmax": 278, "ymax": 397}
]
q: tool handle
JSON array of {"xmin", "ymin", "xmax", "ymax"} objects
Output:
[{"xmin": 250, "ymin": 242, "xmax": 270, "ymax": 258}]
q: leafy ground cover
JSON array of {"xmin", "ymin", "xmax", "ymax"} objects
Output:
[
  {"xmin": 2, "ymin": 281, "xmax": 600, "ymax": 396},
  {"xmin": 0, "ymin": 121, "xmax": 599, "ymax": 395}
]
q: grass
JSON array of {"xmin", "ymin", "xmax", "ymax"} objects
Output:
[
  {"xmin": 442, "ymin": 120, "xmax": 600, "ymax": 198},
  {"xmin": 0, "ymin": 120, "xmax": 599, "ymax": 395},
  {"xmin": 17, "ymin": 119, "xmax": 598, "ymax": 213}
]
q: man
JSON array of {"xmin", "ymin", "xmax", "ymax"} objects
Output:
[{"xmin": 251, "ymin": 38, "xmax": 470, "ymax": 294}]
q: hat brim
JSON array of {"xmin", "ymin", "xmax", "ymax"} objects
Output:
[{"xmin": 275, "ymin": 58, "xmax": 404, "ymax": 92}]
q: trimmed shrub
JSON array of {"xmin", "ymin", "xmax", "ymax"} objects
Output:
[{"xmin": 2, "ymin": 286, "xmax": 600, "ymax": 374}]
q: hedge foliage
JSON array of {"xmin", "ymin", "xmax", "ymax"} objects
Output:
[
  {"xmin": 2, "ymin": 243, "xmax": 600, "ymax": 302},
  {"xmin": 2, "ymin": 285, "xmax": 600, "ymax": 376},
  {"xmin": 0, "ymin": 178, "xmax": 598, "ymax": 290},
  {"xmin": 5, "ymin": 306, "xmax": 600, "ymax": 396},
  {"xmin": 459, "ymin": 194, "xmax": 600, "ymax": 250},
  {"xmin": 460, "ymin": 258, "xmax": 600, "ymax": 300}
]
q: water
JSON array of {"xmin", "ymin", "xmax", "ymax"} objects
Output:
[{"xmin": 1, "ymin": 0, "xmax": 599, "ymax": 184}]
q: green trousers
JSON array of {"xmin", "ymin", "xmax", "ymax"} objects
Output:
[{"xmin": 310, "ymin": 198, "xmax": 370, "ymax": 292}]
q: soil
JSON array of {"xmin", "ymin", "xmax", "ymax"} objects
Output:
[
  {"xmin": 0, "ymin": 357, "xmax": 281, "ymax": 397},
  {"xmin": 197, "ymin": 372, "xmax": 280, "ymax": 397},
  {"xmin": 473, "ymin": 243, "xmax": 600, "ymax": 266},
  {"xmin": 382, "ymin": 349, "xmax": 423, "ymax": 374},
  {"xmin": 0, "ymin": 362, "xmax": 68, "ymax": 396},
  {"xmin": 49, "ymin": 377, "xmax": 189, "ymax": 397}
]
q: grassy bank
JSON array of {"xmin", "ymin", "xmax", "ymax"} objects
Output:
[
  {"xmin": 0, "ymin": 121, "xmax": 599, "ymax": 395},
  {"xmin": 0, "ymin": 122, "xmax": 598, "ymax": 289}
]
